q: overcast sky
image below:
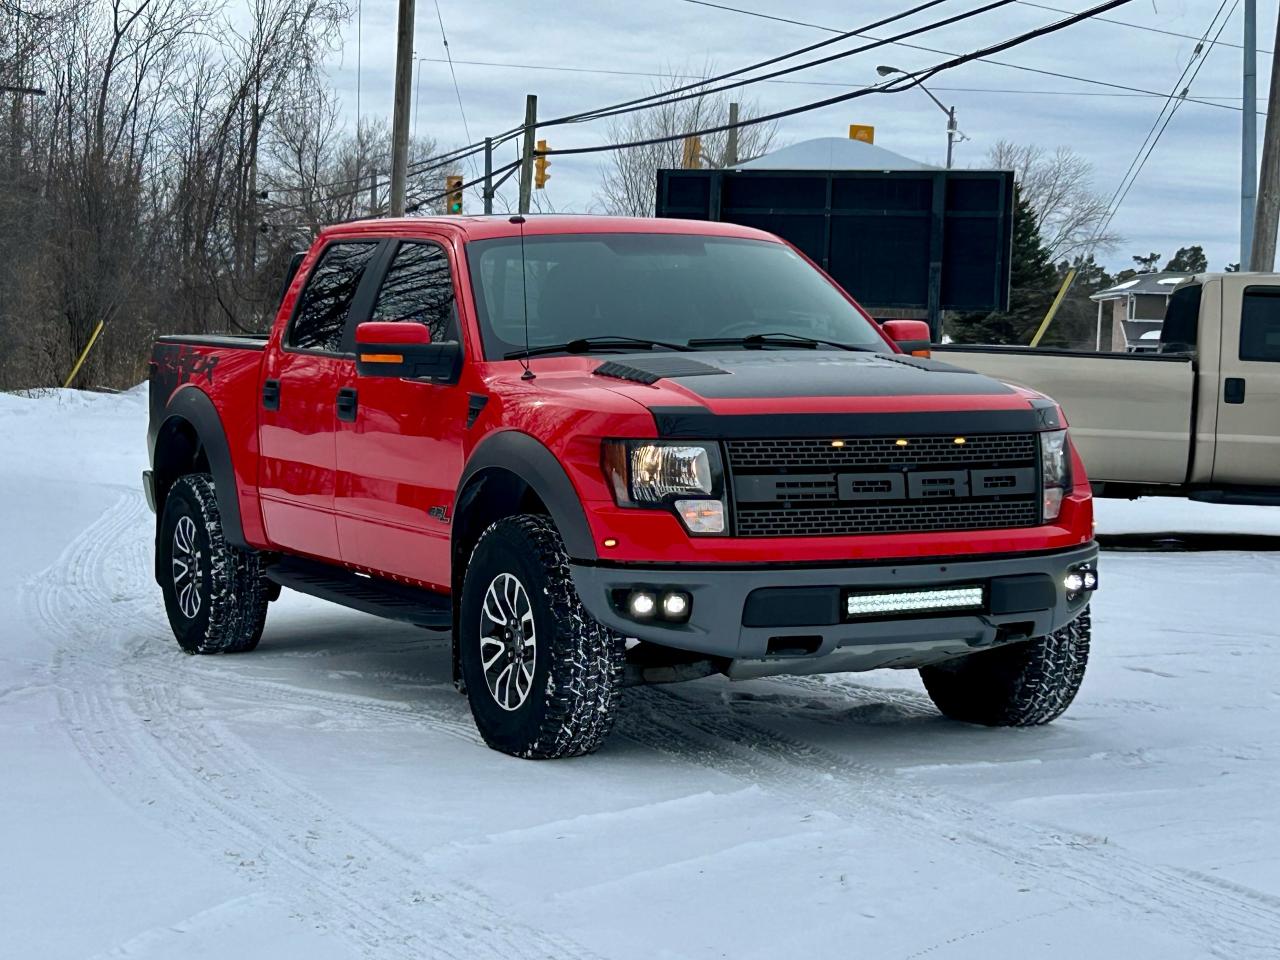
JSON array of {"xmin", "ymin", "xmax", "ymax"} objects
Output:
[{"xmin": 321, "ymin": 0, "xmax": 1276, "ymax": 273}]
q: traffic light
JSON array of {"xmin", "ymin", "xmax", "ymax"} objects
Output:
[
  {"xmin": 534, "ymin": 139, "xmax": 550, "ymax": 189},
  {"xmin": 445, "ymin": 174, "xmax": 463, "ymax": 214}
]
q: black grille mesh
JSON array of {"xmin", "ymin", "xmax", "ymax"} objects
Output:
[
  {"xmin": 726, "ymin": 433, "xmax": 1037, "ymax": 470},
  {"xmin": 727, "ymin": 433, "xmax": 1040, "ymax": 538}
]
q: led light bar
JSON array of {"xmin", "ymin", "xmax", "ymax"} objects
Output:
[{"xmin": 845, "ymin": 585, "xmax": 985, "ymax": 619}]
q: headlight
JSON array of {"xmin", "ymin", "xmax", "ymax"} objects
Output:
[
  {"xmin": 602, "ymin": 440, "xmax": 727, "ymax": 535},
  {"xmin": 1040, "ymin": 429, "xmax": 1072, "ymax": 521}
]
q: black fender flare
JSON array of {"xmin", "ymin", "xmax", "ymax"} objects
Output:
[
  {"xmin": 454, "ymin": 431, "xmax": 598, "ymax": 563},
  {"xmin": 151, "ymin": 387, "xmax": 248, "ymax": 548}
]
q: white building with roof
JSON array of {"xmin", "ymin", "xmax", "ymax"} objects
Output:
[{"xmin": 1089, "ymin": 271, "xmax": 1192, "ymax": 352}]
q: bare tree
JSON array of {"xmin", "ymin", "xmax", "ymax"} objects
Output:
[
  {"xmin": 988, "ymin": 139, "xmax": 1120, "ymax": 263},
  {"xmin": 595, "ymin": 69, "xmax": 778, "ymax": 217}
]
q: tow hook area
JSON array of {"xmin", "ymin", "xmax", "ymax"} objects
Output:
[{"xmin": 623, "ymin": 642, "xmax": 725, "ymax": 686}]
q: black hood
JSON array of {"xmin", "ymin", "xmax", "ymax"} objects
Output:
[
  {"xmin": 592, "ymin": 349, "xmax": 1013, "ymax": 400},
  {"xmin": 588, "ymin": 350, "xmax": 1061, "ymax": 439}
]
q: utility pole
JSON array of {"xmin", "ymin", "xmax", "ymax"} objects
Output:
[
  {"xmin": 945, "ymin": 106, "xmax": 957, "ymax": 170},
  {"xmin": 1243, "ymin": 0, "xmax": 1258, "ymax": 267},
  {"xmin": 725, "ymin": 102, "xmax": 740, "ymax": 167},
  {"xmin": 1250, "ymin": 4, "xmax": 1280, "ymax": 270},
  {"xmin": 483, "ymin": 137, "xmax": 493, "ymax": 214},
  {"xmin": 389, "ymin": 0, "xmax": 416, "ymax": 217},
  {"xmin": 517, "ymin": 94, "xmax": 537, "ymax": 215}
]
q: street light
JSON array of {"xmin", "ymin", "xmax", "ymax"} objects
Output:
[{"xmin": 876, "ymin": 65, "xmax": 961, "ymax": 168}]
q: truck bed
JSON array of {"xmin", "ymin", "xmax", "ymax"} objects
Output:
[{"xmin": 935, "ymin": 345, "xmax": 1196, "ymax": 487}]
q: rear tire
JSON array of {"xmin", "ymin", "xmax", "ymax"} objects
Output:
[
  {"xmin": 459, "ymin": 515, "xmax": 625, "ymax": 759},
  {"xmin": 920, "ymin": 610, "xmax": 1090, "ymax": 726},
  {"xmin": 159, "ymin": 473, "xmax": 270, "ymax": 654}
]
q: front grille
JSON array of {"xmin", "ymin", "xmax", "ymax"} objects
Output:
[
  {"xmin": 727, "ymin": 433, "xmax": 1041, "ymax": 538},
  {"xmin": 726, "ymin": 434, "xmax": 1037, "ymax": 470}
]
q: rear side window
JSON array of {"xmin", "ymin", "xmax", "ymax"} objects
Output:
[
  {"xmin": 1241, "ymin": 287, "xmax": 1280, "ymax": 362},
  {"xmin": 369, "ymin": 241, "xmax": 458, "ymax": 342},
  {"xmin": 288, "ymin": 242, "xmax": 378, "ymax": 352},
  {"xmin": 1160, "ymin": 284, "xmax": 1200, "ymax": 353}
]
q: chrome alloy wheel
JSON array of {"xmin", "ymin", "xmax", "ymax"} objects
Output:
[
  {"xmin": 479, "ymin": 572, "xmax": 537, "ymax": 711},
  {"xmin": 171, "ymin": 515, "xmax": 204, "ymax": 620}
]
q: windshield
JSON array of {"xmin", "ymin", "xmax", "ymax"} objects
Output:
[{"xmin": 465, "ymin": 233, "xmax": 887, "ymax": 359}]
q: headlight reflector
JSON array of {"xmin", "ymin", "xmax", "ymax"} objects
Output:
[
  {"xmin": 1040, "ymin": 429, "xmax": 1072, "ymax": 521},
  {"xmin": 602, "ymin": 440, "xmax": 728, "ymax": 535},
  {"xmin": 629, "ymin": 443, "xmax": 714, "ymax": 502}
]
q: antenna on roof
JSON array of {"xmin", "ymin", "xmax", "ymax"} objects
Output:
[{"xmin": 511, "ymin": 215, "xmax": 534, "ymax": 380}]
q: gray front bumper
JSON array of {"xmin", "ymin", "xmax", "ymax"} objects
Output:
[{"xmin": 571, "ymin": 543, "xmax": 1097, "ymax": 673}]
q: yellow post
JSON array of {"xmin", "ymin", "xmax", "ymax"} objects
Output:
[
  {"xmin": 63, "ymin": 320, "xmax": 105, "ymax": 389},
  {"xmin": 1029, "ymin": 269, "xmax": 1076, "ymax": 348}
]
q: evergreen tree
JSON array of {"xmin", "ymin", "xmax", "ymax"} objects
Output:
[
  {"xmin": 946, "ymin": 188, "xmax": 1058, "ymax": 344},
  {"xmin": 1166, "ymin": 245, "xmax": 1208, "ymax": 272}
]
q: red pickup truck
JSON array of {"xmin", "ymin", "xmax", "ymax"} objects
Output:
[{"xmin": 145, "ymin": 215, "xmax": 1097, "ymax": 759}]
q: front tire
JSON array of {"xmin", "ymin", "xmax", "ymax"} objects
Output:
[
  {"xmin": 920, "ymin": 610, "xmax": 1091, "ymax": 726},
  {"xmin": 459, "ymin": 515, "xmax": 625, "ymax": 759},
  {"xmin": 159, "ymin": 473, "xmax": 270, "ymax": 654}
]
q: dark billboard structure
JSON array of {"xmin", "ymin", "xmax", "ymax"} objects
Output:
[{"xmin": 655, "ymin": 168, "xmax": 1015, "ymax": 337}]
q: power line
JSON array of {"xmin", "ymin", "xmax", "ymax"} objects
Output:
[
  {"xmin": 432, "ymin": 0, "xmax": 472, "ymax": 144},
  {"xmin": 544, "ymin": 0, "xmax": 1023, "ymax": 129},
  {"xmin": 546, "ymin": 0, "xmax": 1142, "ymax": 158},
  {"xmin": 411, "ymin": 54, "xmax": 1248, "ymax": 103},
  {"xmin": 294, "ymin": 0, "xmax": 998, "ymax": 205},
  {"xmin": 1096, "ymin": 0, "xmax": 1240, "ymax": 239},
  {"xmin": 670, "ymin": 0, "xmax": 1253, "ymax": 113},
  {"xmin": 308, "ymin": 0, "xmax": 1146, "ymax": 211},
  {"xmin": 1014, "ymin": 0, "xmax": 1271, "ymax": 53},
  {"xmin": 1100, "ymin": 0, "xmax": 1236, "ymax": 225},
  {"xmin": 544, "ymin": 0, "xmax": 956, "ymax": 128}
]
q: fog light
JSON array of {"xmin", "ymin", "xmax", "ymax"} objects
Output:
[
  {"xmin": 629, "ymin": 592, "xmax": 657, "ymax": 618},
  {"xmin": 662, "ymin": 591, "xmax": 690, "ymax": 619},
  {"xmin": 1064, "ymin": 564, "xmax": 1099, "ymax": 598},
  {"xmin": 674, "ymin": 499, "xmax": 725, "ymax": 534}
]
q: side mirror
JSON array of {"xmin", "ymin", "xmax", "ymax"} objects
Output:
[
  {"xmin": 355, "ymin": 321, "xmax": 462, "ymax": 381},
  {"xmin": 881, "ymin": 320, "xmax": 932, "ymax": 357}
]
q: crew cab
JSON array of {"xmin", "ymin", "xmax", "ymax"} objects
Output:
[
  {"xmin": 937, "ymin": 272, "xmax": 1280, "ymax": 503},
  {"xmin": 145, "ymin": 215, "xmax": 1098, "ymax": 759}
]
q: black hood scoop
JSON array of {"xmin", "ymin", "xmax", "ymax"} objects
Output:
[{"xmin": 594, "ymin": 356, "xmax": 730, "ymax": 385}]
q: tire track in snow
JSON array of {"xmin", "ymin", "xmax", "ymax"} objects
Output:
[
  {"xmin": 617, "ymin": 685, "xmax": 1280, "ymax": 958},
  {"xmin": 37, "ymin": 497, "xmax": 1280, "ymax": 957},
  {"xmin": 32, "ymin": 496, "xmax": 601, "ymax": 960}
]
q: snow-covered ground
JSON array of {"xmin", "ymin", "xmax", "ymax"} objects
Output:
[{"xmin": 2, "ymin": 387, "xmax": 1278, "ymax": 959}]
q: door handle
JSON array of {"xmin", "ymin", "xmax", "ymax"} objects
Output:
[
  {"xmin": 336, "ymin": 387, "xmax": 358, "ymax": 422},
  {"xmin": 1224, "ymin": 377, "xmax": 1246, "ymax": 405},
  {"xmin": 262, "ymin": 378, "xmax": 280, "ymax": 410}
]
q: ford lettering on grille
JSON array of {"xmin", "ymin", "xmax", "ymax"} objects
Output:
[{"xmin": 726, "ymin": 434, "xmax": 1042, "ymax": 538}]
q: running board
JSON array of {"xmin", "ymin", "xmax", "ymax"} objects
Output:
[{"xmin": 266, "ymin": 556, "xmax": 452, "ymax": 630}]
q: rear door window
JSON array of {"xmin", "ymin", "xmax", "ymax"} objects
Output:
[
  {"xmin": 369, "ymin": 241, "xmax": 459, "ymax": 342},
  {"xmin": 1240, "ymin": 287, "xmax": 1280, "ymax": 362},
  {"xmin": 1160, "ymin": 284, "xmax": 1201, "ymax": 353},
  {"xmin": 288, "ymin": 242, "xmax": 379, "ymax": 352}
]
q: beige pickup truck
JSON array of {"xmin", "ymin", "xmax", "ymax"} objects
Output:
[{"xmin": 935, "ymin": 272, "xmax": 1280, "ymax": 504}]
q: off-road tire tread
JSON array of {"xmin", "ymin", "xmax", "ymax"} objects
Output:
[
  {"xmin": 165, "ymin": 474, "xmax": 269, "ymax": 655},
  {"xmin": 919, "ymin": 609, "xmax": 1091, "ymax": 726},
  {"xmin": 468, "ymin": 515, "xmax": 626, "ymax": 759}
]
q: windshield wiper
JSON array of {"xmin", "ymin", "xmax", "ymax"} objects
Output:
[
  {"xmin": 505, "ymin": 335, "xmax": 693, "ymax": 360},
  {"xmin": 687, "ymin": 332, "xmax": 875, "ymax": 352}
]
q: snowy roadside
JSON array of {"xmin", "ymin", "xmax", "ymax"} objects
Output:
[{"xmin": 2, "ymin": 388, "xmax": 1278, "ymax": 959}]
